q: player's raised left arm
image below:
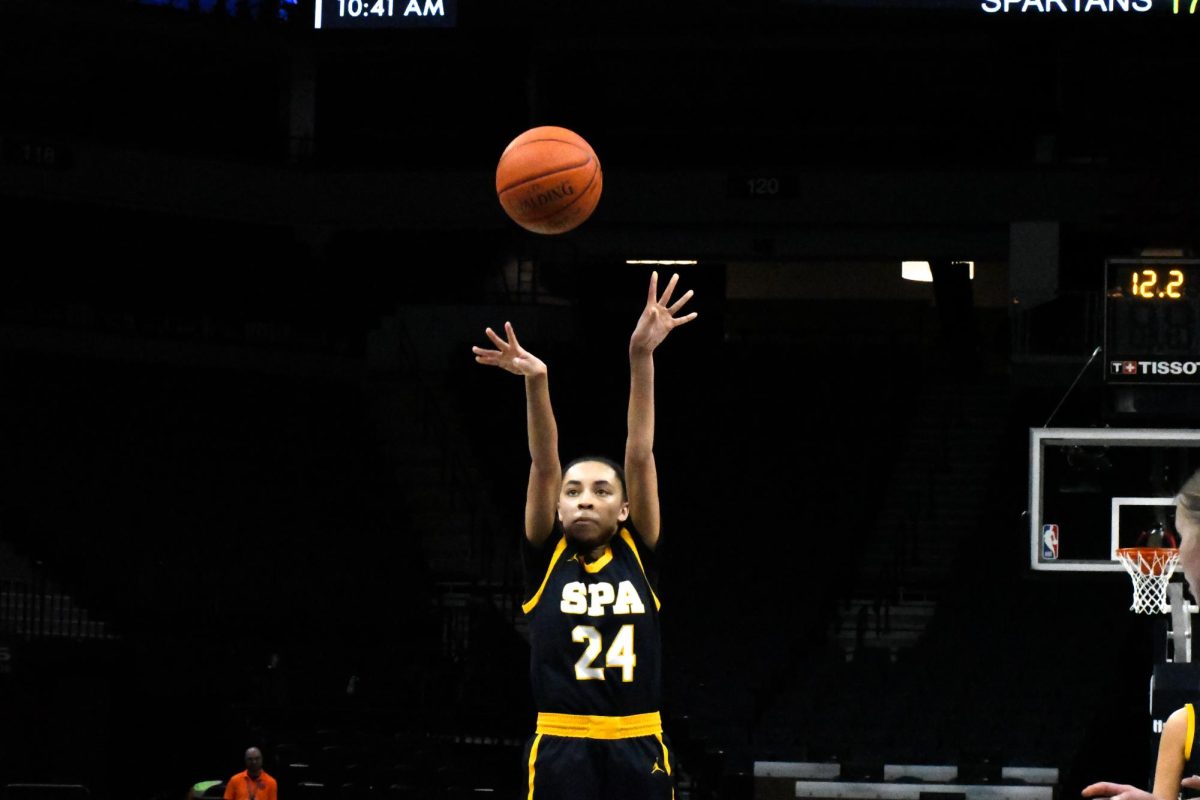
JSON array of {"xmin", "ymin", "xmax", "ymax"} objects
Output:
[{"xmin": 626, "ymin": 272, "xmax": 697, "ymax": 550}]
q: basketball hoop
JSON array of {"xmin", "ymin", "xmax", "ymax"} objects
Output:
[{"xmin": 1116, "ymin": 547, "xmax": 1181, "ymax": 614}]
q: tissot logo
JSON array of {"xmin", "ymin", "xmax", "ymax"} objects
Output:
[
  {"xmin": 982, "ymin": 0, "xmax": 1153, "ymax": 11},
  {"xmin": 1111, "ymin": 359, "xmax": 1200, "ymax": 376},
  {"xmin": 1143, "ymin": 360, "xmax": 1200, "ymax": 375}
]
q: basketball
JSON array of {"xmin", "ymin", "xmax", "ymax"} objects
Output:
[{"xmin": 495, "ymin": 126, "xmax": 602, "ymax": 235}]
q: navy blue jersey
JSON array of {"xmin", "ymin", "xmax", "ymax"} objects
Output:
[{"xmin": 521, "ymin": 527, "xmax": 662, "ymax": 716}]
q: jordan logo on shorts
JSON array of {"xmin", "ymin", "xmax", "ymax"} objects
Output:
[{"xmin": 651, "ymin": 760, "xmax": 665, "ymax": 775}]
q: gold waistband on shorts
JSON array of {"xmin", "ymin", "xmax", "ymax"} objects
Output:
[{"xmin": 535, "ymin": 711, "xmax": 662, "ymax": 739}]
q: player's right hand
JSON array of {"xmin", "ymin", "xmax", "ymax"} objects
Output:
[
  {"xmin": 1080, "ymin": 782, "xmax": 1156, "ymax": 799},
  {"xmin": 473, "ymin": 321, "xmax": 547, "ymax": 377}
]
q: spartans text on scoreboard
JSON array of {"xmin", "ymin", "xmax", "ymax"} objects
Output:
[{"xmin": 982, "ymin": 0, "xmax": 1157, "ymax": 11}]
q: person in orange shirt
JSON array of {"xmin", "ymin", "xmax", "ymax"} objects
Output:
[{"xmin": 223, "ymin": 747, "xmax": 277, "ymax": 800}]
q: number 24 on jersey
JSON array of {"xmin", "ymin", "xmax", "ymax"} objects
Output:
[{"xmin": 572, "ymin": 624, "xmax": 636, "ymax": 682}]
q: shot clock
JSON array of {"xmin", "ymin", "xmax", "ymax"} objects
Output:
[
  {"xmin": 313, "ymin": 0, "xmax": 454, "ymax": 28},
  {"xmin": 1104, "ymin": 258, "xmax": 1200, "ymax": 384}
]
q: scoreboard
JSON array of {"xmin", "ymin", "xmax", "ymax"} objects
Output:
[
  {"xmin": 309, "ymin": 0, "xmax": 1198, "ymax": 28},
  {"xmin": 1104, "ymin": 258, "xmax": 1200, "ymax": 385}
]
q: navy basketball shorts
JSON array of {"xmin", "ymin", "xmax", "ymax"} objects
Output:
[{"xmin": 522, "ymin": 712, "xmax": 676, "ymax": 800}]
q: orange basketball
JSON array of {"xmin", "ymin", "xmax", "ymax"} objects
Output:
[{"xmin": 495, "ymin": 126, "xmax": 602, "ymax": 235}]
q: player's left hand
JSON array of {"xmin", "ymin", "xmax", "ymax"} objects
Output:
[
  {"xmin": 1080, "ymin": 782, "xmax": 1157, "ymax": 799},
  {"xmin": 1183, "ymin": 776, "xmax": 1200, "ymax": 790},
  {"xmin": 630, "ymin": 271, "xmax": 697, "ymax": 355}
]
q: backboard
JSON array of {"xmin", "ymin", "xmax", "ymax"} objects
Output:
[{"xmin": 1029, "ymin": 428, "xmax": 1200, "ymax": 572}]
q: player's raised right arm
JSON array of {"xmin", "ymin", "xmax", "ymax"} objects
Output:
[{"xmin": 473, "ymin": 321, "xmax": 561, "ymax": 547}]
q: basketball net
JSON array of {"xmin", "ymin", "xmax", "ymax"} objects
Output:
[{"xmin": 1116, "ymin": 547, "xmax": 1181, "ymax": 614}]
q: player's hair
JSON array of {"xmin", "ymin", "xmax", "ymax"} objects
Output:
[
  {"xmin": 1178, "ymin": 469, "xmax": 1200, "ymax": 521},
  {"xmin": 562, "ymin": 455, "xmax": 627, "ymax": 501}
]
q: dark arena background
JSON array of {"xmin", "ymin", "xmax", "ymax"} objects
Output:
[{"xmin": 4, "ymin": 1, "xmax": 1200, "ymax": 799}]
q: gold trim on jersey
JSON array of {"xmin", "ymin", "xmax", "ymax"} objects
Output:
[
  {"xmin": 618, "ymin": 528, "xmax": 661, "ymax": 611},
  {"xmin": 536, "ymin": 711, "xmax": 662, "ymax": 739},
  {"xmin": 654, "ymin": 732, "xmax": 672, "ymax": 776},
  {"xmin": 522, "ymin": 536, "xmax": 569, "ymax": 614},
  {"xmin": 578, "ymin": 545, "xmax": 613, "ymax": 573},
  {"xmin": 526, "ymin": 732, "xmax": 543, "ymax": 799},
  {"xmin": 1187, "ymin": 703, "xmax": 1195, "ymax": 762}
]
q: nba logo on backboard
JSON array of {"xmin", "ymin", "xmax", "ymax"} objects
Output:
[{"xmin": 1042, "ymin": 524, "xmax": 1060, "ymax": 560}]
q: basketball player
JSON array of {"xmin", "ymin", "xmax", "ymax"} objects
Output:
[
  {"xmin": 1082, "ymin": 471, "xmax": 1200, "ymax": 800},
  {"xmin": 472, "ymin": 272, "xmax": 696, "ymax": 800}
]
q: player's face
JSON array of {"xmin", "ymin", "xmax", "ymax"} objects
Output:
[
  {"xmin": 558, "ymin": 461, "xmax": 629, "ymax": 548},
  {"xmin": 1176, "ymin": 506, "xmax": 1200, "ymax": 598}
]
